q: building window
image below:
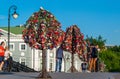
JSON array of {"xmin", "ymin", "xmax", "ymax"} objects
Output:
[
  {"xmin": 49, "ymin": 52, "xmax": 53, "ymax": 57},
  {"xmin": 20, "ymin": 57, "xmax": 26, "ymax": 65},
  {"xmin": 49, "ymin": 63, "xmax": 52, "ymax": 72},
  {"xmin": 21, "ymin": 52, "xmax": 25, "ymax": 56},
  {"xmin": 19, "ymin": 43, "xmax": 27, "ymax": 51},
  {"xmin": 9, "ymin": 43, "xmax": 15, "ymax": 51},
  {"xmin": 49, "ymin": 59, "xmax": 53, "ymax": 71}
]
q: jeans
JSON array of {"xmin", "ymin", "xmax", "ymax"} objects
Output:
[
  {"xmin": 55, "ymin": 58, "xmax": 62, "ymax": 72},
  {"xmin": 4, "ymin": 60, "xmax": 9, "ymax": 68},
  {"xmin": 0, "ymin": 56, "xmax": 4, "ymax": 63}
]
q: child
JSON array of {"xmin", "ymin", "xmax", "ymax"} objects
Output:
[
  {"xmin": 4, "ymin": 46, "xmax": 12, "ymax": 72},
  {"xmin": 81, "ymin": 61, "xmax": 87, "ymax": 72}
]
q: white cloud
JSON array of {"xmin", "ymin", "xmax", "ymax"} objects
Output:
[{"xmin": 0, "ymin": 15, "xmax": 6, "ymax": 19}]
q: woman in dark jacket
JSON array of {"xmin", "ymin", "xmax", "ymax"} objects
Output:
[{"xmin": 88, "ymin": 45, "xmax": 99, "ymax": 72}]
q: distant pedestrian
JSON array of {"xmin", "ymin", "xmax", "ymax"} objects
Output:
[
  {"xmin": 0, "ymin": 41, "xmax": 5, "ymax": 71},
  {"xmin": 55, "ymin": 45, "xmax": 63, "ymax": 72},
  {"xmin": 81, "ymin": 62, "xmax": 87, "ymax": 72}
]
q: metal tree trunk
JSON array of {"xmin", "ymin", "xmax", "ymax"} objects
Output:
[
  {"xmin": 37, "ymin": 49, "xmax": 51, "ymax": 79},
  {"xmin": 68, "ymin": 28, "xmax": 78, "ymax": 73}
]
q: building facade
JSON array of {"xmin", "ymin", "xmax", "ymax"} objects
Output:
[{"xmin": 0, "ymin": 28, "xmax": 83, "ymax": 72}]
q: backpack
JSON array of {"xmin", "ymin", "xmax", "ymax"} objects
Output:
[{"xmin": 91, "ymin": 47, "xmax": 98, "ymax": 57}]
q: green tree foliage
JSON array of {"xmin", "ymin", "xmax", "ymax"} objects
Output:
[
  {"xmin": 86, "ymin": 35, "xmax": 106, "ymax": 50},
  {"xmin": 108, "ymin": 45, "xmax": 120, "ymax": 52},
  {"xmin": 86, "ymin": 35, "xmax": 120, "ymax": 72},
  {"xmin": 99, "ymin": 50, "xmax": 120, "ymax": 72}
]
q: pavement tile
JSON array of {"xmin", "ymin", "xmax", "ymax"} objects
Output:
[{"xmin": 0, "ymin": 72, "xmax": 119, "ymax": 79}]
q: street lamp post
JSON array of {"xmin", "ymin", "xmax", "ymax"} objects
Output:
[{"xmin": 8, "ymin": 5, "xmax": 18, "ymax": 49}]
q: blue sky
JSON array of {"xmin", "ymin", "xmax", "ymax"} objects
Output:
[{"xmin": 0, "ymin": 0, "xmax": 120, "ymax": 45}]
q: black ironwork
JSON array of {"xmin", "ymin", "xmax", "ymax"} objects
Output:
[
  {"xmin": 3, "ymin": 60, "xmax": 37, "ymax": 72},
  {"xmin": 8, "ymin": 5, "xmax": 18, "ymax": 49}
]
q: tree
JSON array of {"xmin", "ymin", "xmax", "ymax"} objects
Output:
[
  {"xmin": 22, "ymin": 7, "xmax": 64, "ymax": 79},
  {"xmin": 99, "ymin": 50, "xmax": 120, "ymax": 72},
  {"xmin": 86, "ymin": 35, "xmax": 106, "ymax": 50},
  {"xmin": 62, "ymin": 25, "xmax": 86, "ymax": 72},
  {"xmin": 108, "ymin": 45, "xmax": 120, "ymax": 52}
]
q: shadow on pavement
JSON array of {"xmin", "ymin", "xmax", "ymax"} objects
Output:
[
  {"xmin": 12, "ymin": 72, "xmax": 39, "ymax": 79},
  {"xmin": 0, "ymin": 72, "xmax": 14, "ymax": 75}
]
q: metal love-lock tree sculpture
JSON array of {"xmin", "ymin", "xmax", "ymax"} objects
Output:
[
  {"xmin": 22, "ymin": 7, "xmax": 64, "ymax": 79},
  {"xmin": 62, "ymin": 25, "xmax": 86, "ymax": 72}
]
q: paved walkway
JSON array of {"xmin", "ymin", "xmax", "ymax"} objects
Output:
[{"xmin": 0, "ymin": 72, "xmax": 120, "ymax": 79}]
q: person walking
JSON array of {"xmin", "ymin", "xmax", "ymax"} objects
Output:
[
  {"xmin": 0, "ymin": 41, "xmax": 5, "ymax": 71},
  {"xmin": 55, "ymin": 45, "xmax": 63, "ymax": 72}
]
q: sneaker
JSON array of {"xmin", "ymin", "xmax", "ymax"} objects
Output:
[{"xmin": 87, "ymin": 70, "xmax": 91, "ymax": 73}]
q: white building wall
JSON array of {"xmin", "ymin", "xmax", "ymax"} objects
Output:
[
  {"xmin": 53, "ymin": 48, "xmax": 56, "ymax": 71},
  {"xmin": 31, "ymin": 49, "xmax": 34, "ymax": 69},
  {"xmin": 34, "ymin": 49, "xmax": 39, "ymax": 71},
  {"xmin": 47, "ymin": 48, "xmax": 56, "ymax": 72}
]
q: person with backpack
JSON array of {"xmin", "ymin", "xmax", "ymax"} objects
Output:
[{"xmin": 88, "ymin": 44, "xmax": 99, "ymax": 72}]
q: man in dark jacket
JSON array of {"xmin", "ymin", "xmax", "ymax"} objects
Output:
[{"xmin": 55, "ymin": 46, "xmax": 63, "ymax": 72}]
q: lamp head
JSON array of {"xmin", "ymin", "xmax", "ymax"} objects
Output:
[{"xmin": 12, "ymin": 11, "xmax": 19, "ymax": 19}]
